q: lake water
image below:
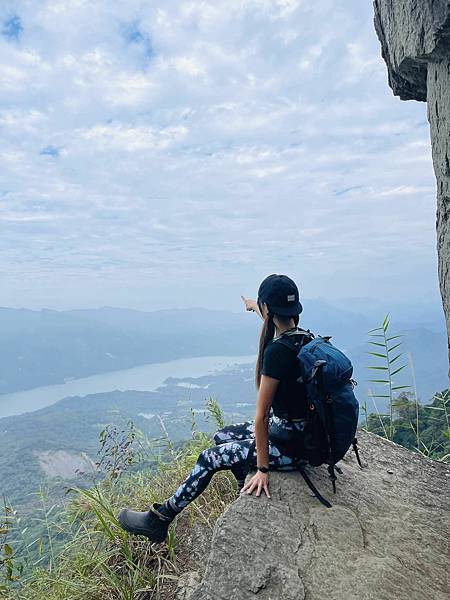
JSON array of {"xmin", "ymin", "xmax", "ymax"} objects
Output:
[{"xmin": 0, "ymin": 354, "xmax": 256, "ymax": 419}]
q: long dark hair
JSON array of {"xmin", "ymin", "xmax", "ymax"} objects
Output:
[{"xmin": 255, "ymin": 301, "xmax": 299, "ymax": 389}]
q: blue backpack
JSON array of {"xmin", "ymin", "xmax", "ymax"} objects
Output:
[{"xmin": 275, "ymin": 330, "xmax": 362, "ymax": 507}]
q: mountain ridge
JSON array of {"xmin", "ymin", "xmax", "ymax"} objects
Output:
[{"xmin": 1, "ymin": 303, "xmax": 447, "ymax": 396}]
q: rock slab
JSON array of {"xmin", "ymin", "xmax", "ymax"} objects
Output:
[{"xmin": 191, "ymin": 431, "xmax": 449, "ymax": 600}]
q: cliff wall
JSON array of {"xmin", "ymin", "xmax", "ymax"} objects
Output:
[{"xmin": 373, "ymin": 0, "xmax": 450, "ymax": 370}]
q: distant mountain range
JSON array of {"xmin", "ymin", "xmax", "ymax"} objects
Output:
[
  {"xmin": 0, "ymin": 301, "xmax": 448, "ymax": 399},
  {"xmin": 0, "ymin": 306, "xmax": 259, "ymax": 394}
]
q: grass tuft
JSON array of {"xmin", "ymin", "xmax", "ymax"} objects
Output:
[{"xmin": 10, "ymin": 404, "xmax": 237, "ymax": 600}]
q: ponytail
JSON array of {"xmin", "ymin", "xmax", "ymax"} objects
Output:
[
  {"xmin": 254, "ymin": 311, "xmax": 300, "ymax": 390},
  {"xmin": 255, "ymin": 311, "xmax": 275, "ymax": 390}
]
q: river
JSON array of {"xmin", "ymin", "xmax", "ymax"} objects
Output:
[{"xmin": 0, "ymin": 354, "xmax": 256, "ymax": 419}]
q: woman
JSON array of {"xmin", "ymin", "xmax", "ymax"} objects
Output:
[{"xmin": 118, "ymin": 273, "xmax": 311, "ymax": 543}]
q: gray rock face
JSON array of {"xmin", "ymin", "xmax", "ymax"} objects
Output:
[
  {"xmin": 374, "ymin": 0, "xmax": 450, "ymax": 368},
  {"xmin": 176, "ymin": 571, "xmax": 202, "ymax": 600},
  {"xmin": 191, "ymin": 431, "xmax": 449, "ymax": 600}
]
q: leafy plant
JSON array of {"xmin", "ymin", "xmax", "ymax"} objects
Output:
[
  {"xmin": 364, "ymin": 389, "xmax": 449, "ymax": 462},
  {"xmin": 96, "ymin": 421, "xmax": 141, "ymax": 483},
  {"xmin": 422, "ymin": 389, "xmax": 450, "ymax": 461},
  {"xmin": 0, "ymin": 499, "xmax": 24, "ymax": 595},
  {"xmin": 367, "ymin": 314, "xmax": 411, "ymax": 440},
  {"xmin": 365, "ymin": 315, "xmax": 449, "ymax": 463},
  {"xmin": 205, "ymin": 397, "xmax": 226, "ymax": 429}
]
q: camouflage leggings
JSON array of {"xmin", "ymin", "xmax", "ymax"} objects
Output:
[{"xmin": 167, "ymin": 415, "xmax": 305, "ymax": 512}]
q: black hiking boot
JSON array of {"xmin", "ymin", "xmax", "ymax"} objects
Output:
[{"xmin": 118, "ymin": 503, "xmax": 173, "ymax": 543}]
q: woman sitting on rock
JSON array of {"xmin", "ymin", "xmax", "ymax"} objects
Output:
[{"xmin": 118, "ymin": 273, "xmax": 311, "ymax": 543}]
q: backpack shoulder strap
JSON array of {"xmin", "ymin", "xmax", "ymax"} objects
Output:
[
  {"xmin": 273, "ymin": 329, "xmax": 314, "ymax": 353},
  {"xmin": 274, "ymin": 336, "xmax": 298, "ymax": 353}
]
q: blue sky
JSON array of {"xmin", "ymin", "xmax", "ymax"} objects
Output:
[{"xmin": 0, "ymin": 0, "xmax": 442, "ymax": 313}]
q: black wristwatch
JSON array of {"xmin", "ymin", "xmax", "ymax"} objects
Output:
[{"xmin": 257, "ymin": 466, "xmax": 269, "ymax": 473}]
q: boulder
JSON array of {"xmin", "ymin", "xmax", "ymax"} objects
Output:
[{"xmin": 191, "ymin": 430, "xmax": 449, "ymax": 600}]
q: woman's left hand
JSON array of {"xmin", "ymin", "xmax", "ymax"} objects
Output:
[{"xmin": 240, "ymin": 471, "xmax": 271, "ymax": 498}]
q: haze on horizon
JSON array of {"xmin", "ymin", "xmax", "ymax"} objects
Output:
[{"xmin": 0, "ymin": 1, "xmax": 443, "ymax": 314}]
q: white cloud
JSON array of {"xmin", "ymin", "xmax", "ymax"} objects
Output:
[
  {"xmin": 0, "ymin": 63, "xmax": 27, "ymax": 89},
  {"xmin": 378, "ymin": 186, "xmax": 422, "ymax": 196},
  {"xmin": 166, "ymin": 55, "xmax": 207, "ymax": 77},
  {"xmin": 0, "ymin": 0, "xmax": 440, "ymax": 310},
  {"xmin": 79, "ymin": 123, "xmax": 189, "ymax": 151},
  {"xmin": 0, "ymin": 108, "xmax": 47, "ymax": 131}
]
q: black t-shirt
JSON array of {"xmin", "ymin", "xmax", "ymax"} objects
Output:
[{"xmin": 261, "ymin": 333, "xmax": 309, "ymax": 419}]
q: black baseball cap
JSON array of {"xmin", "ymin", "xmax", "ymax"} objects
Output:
[{"xmin": 257, "ymin": 274, "xmax": 303, "ymax": 317}]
